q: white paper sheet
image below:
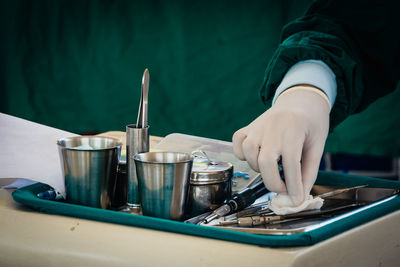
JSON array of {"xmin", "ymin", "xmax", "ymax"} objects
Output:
[
  {"xmin": 0, "ymin": 113, "xmax": 78, "ymax": 196},
  {"xmin": 1, "ymin": 178, "xmax": 37, "ymax": 189}
]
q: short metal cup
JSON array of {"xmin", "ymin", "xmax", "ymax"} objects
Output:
[
  {"xmin": 57, "ymin": 136, "xmax": 121, "ymax": 209},
  {"xmin": 134, "ymin": 152, "xmax": 193, "ymax": 221}
]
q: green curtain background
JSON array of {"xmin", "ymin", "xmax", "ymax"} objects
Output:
[{"xmin": 1, "ymin": 0, "xmax": 399, "ymax": 157}]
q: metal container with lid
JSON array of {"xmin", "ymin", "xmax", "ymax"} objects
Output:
[{"xmin": 186, "ymin": 151, "xmax": 233, "ymax": 218}]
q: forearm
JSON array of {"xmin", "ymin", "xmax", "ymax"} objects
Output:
[{"xmin": 260, "ymin": 0, "xmax": 398, "ymax": 129}]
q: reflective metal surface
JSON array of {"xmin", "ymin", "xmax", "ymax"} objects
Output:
[
  {"xmin": 187, "ymin": 183, "xmax": 231, "ymax": 218},
  {"xmin": 205, "ymin": 186, "xmax": 400, "ymax": 235},
  {"xmin": 57, "ymin": 136, "xmax": 122, "ymax": 209},
  {"xmin": 190, "ymin": 161, "xmax": 233, "ymax": 184},
  {"xmin": 186, "ymin": 154, "xmax": 233, "ymax": 218},
  {"xmin": 136, "ymin": 68, "xmax": 149, "ymax": 128},
  {"xmin": 134, "ymin": 152, "xmax": 193, "ymax": 221},
  {"xmin": 126, "ymin": 124, "xmax": 149, "ymax": 208}
]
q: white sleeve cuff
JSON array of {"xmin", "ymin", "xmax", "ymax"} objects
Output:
[{"xmin": 272, "ymin": 60, "xmax": 337, "ymax": 109}]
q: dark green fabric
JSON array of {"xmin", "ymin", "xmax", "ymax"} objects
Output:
[
  {"xmin": 12, "ymin": 172, "xmax": 400, "ymax": 247},
  {"xmin": 1, "ymin": 0, "xmax": 399, "ymax": 156},
  {"xmin": 0, "ymin": 0, "xmax": 309, "ymax": 138},
  {"xmin": 260, "ymin": 0, "xmax": 400, "ymax": 155},
  {"xmin": 261, "ymin": 0, "xmax": 399, "ymax": 127},
  {"xmin": 325, "ymin": 85, "xmax": 400, "ymax": 156}
]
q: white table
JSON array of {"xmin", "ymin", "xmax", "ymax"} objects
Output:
[{"xmin": 1, "ymin": 177, "xmax": 400, "ymax": 266}]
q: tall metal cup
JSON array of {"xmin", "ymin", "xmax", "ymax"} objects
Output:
[
  {"xmin": 57, "ymin": 136, "xmax": 122, "ymax": 209},
  {"xmin": 134, "ymin": 152, "xmax": 193, "ymax": 221},
  {"xmin": 126, "ymin": 124, "xmax": 149, "ymax": 210}
]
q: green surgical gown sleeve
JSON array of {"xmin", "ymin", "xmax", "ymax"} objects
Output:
[{"xmin": 260, "ymin": 0, "xmax": 400, "ymax": 129}]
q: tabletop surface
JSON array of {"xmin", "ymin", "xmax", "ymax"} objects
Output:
[
  {"xmin": 2, "ymin": 182, "xmax": 400, "ymax": 266},
  {"xmin": 1, "ymin": 132, "xmax": 400, "ymax": 266}
]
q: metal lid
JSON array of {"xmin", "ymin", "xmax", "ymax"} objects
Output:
[{"xmin": 190, "ymin": 152, "xmax": 233, "ymax": 184}]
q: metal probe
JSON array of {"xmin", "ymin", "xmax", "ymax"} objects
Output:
[
  {"xmin": 136, "ymin": 69, "xmax": 149, "ymax": 128},
  {"xmin": 316, "ymin": 184, "xmax": 368, "ymax": 198}
]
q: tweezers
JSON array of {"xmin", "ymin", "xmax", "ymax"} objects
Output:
[{"xmin": 136, "ymin": 68, "xmax": 149, "ymax": 128}]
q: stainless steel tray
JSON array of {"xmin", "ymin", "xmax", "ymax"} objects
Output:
[{"xmin": 210, "ymin": 186, "xmax": 399, "ymax": 235}]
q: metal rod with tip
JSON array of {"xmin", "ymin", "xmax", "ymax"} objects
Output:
[
  {"xmin": 136, "ymin": 68, "xmax": 149, "ymax": 128},
  {"xmin": 316, "ymin": 184, "xmax": 368, "ymax": 199},
  {"xmin": 219, "ymin": 203, "xmax": 364, "ymax": 227}
]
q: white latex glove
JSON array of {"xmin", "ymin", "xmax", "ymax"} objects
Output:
[{"xmin": 232, "ymin": 85, "xmax": 330, "ymax": 205}]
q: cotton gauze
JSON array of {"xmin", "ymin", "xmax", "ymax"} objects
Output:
[{"xmin": 269, "ymin": 194, "xmax": 324, "ymax": 215}]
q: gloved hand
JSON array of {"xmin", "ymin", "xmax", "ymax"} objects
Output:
[{"xmin": 232, "ymin": 85, "xmax": 330, "ymax": 206}]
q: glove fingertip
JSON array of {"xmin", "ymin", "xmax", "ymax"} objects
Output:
[{"xmin": 290, "ymin": 193, "xmax": 305, "ymax": 207}]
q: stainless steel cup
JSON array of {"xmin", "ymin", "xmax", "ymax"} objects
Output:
[
  {"xmin": 134, "ymin": 152, "xmax": 193, "ymax": 221},
  {"xmin": 126, "ymin": 124, "xmax": 149, "ymax": 210},
  {"xmin": 57, "ymin": 136, "xmax": 122, "ymax": 209}
]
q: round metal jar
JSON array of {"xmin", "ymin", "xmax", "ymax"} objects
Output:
[{"xmin": 186, "ymin": 158, "xmax": 233, "ymax": 218}]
